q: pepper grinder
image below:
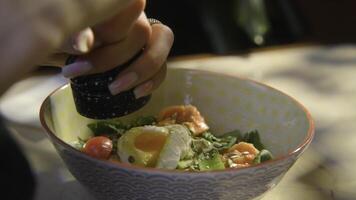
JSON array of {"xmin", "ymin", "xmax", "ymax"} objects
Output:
[{"xmin": 66, "ymin": 52, "xmax": 150, "ymax": 119}]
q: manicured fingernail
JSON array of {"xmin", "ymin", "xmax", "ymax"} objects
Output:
[
  {"xmin": 72, "ymin": 28, "xmax": 92, "ymax": 53},
  {"xmin": 62, "ymin": 61, "xmax": 93, "ymax": 78},
  {"xmin": 134, "ymin": 81, "xmax": 153, "ymax": 99},
  {"xmin": 108, "ymin": 72, "xmax": 138, "ymax": 95}
]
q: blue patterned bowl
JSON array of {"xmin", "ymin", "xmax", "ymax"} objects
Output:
[{"xmin": 40, "ymin": 68, "xmax": 314, "ymax": 200}]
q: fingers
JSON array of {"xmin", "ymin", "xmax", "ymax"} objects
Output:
[
  {"xmin": 93, "ymin": 0, "xmax": 146, "ymax": 44},
  {"xmin": 0, "ymin": 0, "xmax": 142, "ymax": 94},
  {"xmin": 59, "ymin": 27, "xmax": 95, "ymax": 54},
  {"xmin": 62, "ymin": 13, "xmax": 151, "ymax": 77},
  {"xmin": 57, "ymin": 0, "xmax": 145, "ymax": 55},
  {"xmin": 133, "ymin": 62, "xmax": 167, "ymax": 99},
  {"xmin": 87, "ymin": 13, "xmax": 151, "ymax": 72},
  {"xmin": 61, "ymin": 18, "xmax": 174, "ymax": 99},
  {"xmin": 108, "ymin": 23, "xmax": 174, "ymax": 95},
  {"xmin": 74, "ymin": 0, "xmax": 139, "ymax": 27},
  {"xmin": 46, "ymin": 0, "xmax": 138, "ymax": 35},
  {"xmin": 27, "ymin": 0, "xmax": 142, "ymax": 56}
]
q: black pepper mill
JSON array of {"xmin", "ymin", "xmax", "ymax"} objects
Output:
[{"xmin": 66, "ymin": 52, "xmax": 150, "ymax": 119}]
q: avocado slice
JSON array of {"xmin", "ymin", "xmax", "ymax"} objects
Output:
[{"xmin": 198, "ymin": 151, "xmax": 225, "ymax": 171}]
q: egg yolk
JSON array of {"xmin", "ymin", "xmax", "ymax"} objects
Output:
[{"xmin": 134, "ymin": 132, "xmax": 167, "ymax": 167}]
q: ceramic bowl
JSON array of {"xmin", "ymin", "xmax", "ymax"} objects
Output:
[{"xmin": 40, "ymin": 68, "xmax": 314, "ymax": 200}]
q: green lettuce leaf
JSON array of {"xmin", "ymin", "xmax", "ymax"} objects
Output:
[
  {"xmin": 128, "ymin": 116, "xmax": 157, "ymax": 128},
  {"xmin": 253, "ymin": 149, "xmax": 273, "ymax": 164},
  {"xmin": 243, "ymin": 130, "xmax": 265, "ymax": 151},
  {"xmin": 198, "ymin": 150, "xmax": 225, "ymax": 171},
  {"xmin": 202, "ymin": 131, "xmax": 240, "ymax": 151},
  {"xmin": 87, "ymin": 121, "xmax": 127, "ymax": 136}
]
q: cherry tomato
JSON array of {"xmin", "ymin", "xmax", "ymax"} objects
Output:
[{"xmin": 83, "ymin": 136, "xmax": 113, "ymax": 160}]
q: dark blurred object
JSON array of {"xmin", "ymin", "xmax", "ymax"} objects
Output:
[
  {"xmin": 0, "ymin": 117, "xmax": 36, "ymax": 200},
  {"xmin": 292, "ymin": 0, "xmax": 356, "ymax": 44},
  {"xmin": 146, "ymin": 0, "xmax": 306, "ymax": 55},
  {"xmin": 146, "ymin": 0, "xmax": 356, "ymax": 56},
  {"xmin": 146, "ymin": 1, "xmax": 214, "ymax": 55}
]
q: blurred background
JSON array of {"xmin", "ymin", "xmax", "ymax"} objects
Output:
[{"xmin": 146, "ymin": 0, "xmax": 356, "ymax": 56}]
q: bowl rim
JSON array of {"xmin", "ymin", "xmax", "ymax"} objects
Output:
[{"xmin": 39, "ymin": 68, "xmax": 315, "ymax": 175}]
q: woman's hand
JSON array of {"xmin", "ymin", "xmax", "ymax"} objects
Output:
[
  {"xmin": 0, "ymin": 0, "xmax": 174, "ymax": 98},
  {"xmin": 60, "ymin": 5, "xmax": 174, "ymax": 98}
]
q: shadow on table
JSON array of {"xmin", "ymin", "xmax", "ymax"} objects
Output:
[
  {"xmin": 306, "ymin": 46, "xmax": 356, "ymax": 66},
  {"xmin": 297, "ymin": 159, "xmax": 356, "ymax": 200}
]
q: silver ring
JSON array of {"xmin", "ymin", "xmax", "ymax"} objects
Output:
[{"xmin": 148, "ymin": 18, "xmax": 162, "ymax": 26}]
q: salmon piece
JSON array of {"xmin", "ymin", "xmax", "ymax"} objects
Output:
[
  {"xmin": 158, "ymin": 105, "xmax": 209, "ymax": 135},
  {"xmin": 226, "ymin": 142, "xmax": 260, "ymax": 166},
  {"xmin": 229, "ymin": 142, "xmax": 259, "ymax": 155}
]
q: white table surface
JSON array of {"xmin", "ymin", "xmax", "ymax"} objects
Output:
[{"xmin": 2, "ymin": 45, "xmax": 356, "ymax": 200}]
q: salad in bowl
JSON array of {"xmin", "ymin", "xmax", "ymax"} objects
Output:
[{"xmin": 74, "ymin": 105, "xmax": 273, "ymax": 171}]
